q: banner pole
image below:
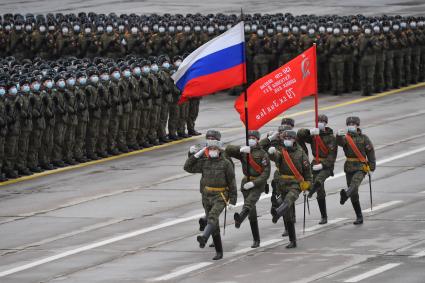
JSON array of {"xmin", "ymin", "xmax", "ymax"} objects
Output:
[
  {"xmin": 313, "ymin": 44, "xmax": 319, "ymax": 163},
  {"xmin": 241, "ymin": 9, "xmax": 249, "ymax": 147}
]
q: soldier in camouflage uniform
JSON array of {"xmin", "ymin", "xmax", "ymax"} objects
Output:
[
  {"xmin": 337, "ymin": 116, "xmax": 376, "ymax": 225},
  {"xmin": 226, "ymin": 130, "xmax": 271, "ymax": 248},
  {"xmin": 248, "ymin": 27, "xmax": 272, "ymax": 81},
  {"xmin": 16, "ymin": 80, "xmax": 33, "ymax": 175},
  {"xmin": 137, "ymin": 61, "xmax": 152, "ymax": 148},
  {"xmin": 0, "ymin": 82, "xmax": 8, "ymax": 181},
  {"xmin": 27, "ymin": 77, "xmax": 44, "ymax": 173},
  {"xmin": 85, "ymin": 69, "xmax": 101, "ymax": 160},
  {"xmin": 107, "ymin": 67, "xmax": 122, "ymax": 155},
  {"xmin": 62, "ymin": 73, "xmax": 78, "ymax": 165},
  {"xmin": 374, "ymin": 25, "xmax": 387, "ymax": 93},
  {"xmin": 392, "ymin": 22, "xmax": 407, "ymax": 88},
  {"xmin": 126, "ymin": 62, "xmax": 142, "ymax": 150},
  {"xmin": 268, "ymin": 130, "xmax": 312, "ymax": 248},
  {"xmin": 56, "ymin": 24, "xmax": 77, "ymax": 58},
  {"xmin": 39, "ymin": 76, "xmax": 55, "ymax": 170},
  {"xmin": 51, "ymin": 75, "xmax": 68, "ymax": 167},
  {"xmin": 97, "ymin": 68, "xmax": 112, "ymax": 157},
  {"xmin": 184, "ymin": 131, "xmax": 237, "ymax": 260},
  {"xmin": 326, "ymin": 25, "xmax": 347, "ymax": 95},
  {"xmin": 147, "ymin": 62, "xmax": 161, "ymax": 145},
  {"xmin": 383, "ymin": 22, "xmax": 395, "ymax": 90},
  {"xmin": 297, "ymin": 114, "xmax": 337, "ymax": 225},
  {"xmin": 100, "ymin": 23, "xmax": 123, "ymax": 59},
  {"xmin": 117, "ymin": 65, "xmax": 132, "ymax": 152},
  {"xmin": 73, "ymin": 73, "xmax": 89, "ymax": 162},
  {"xmin": 9, "ymin": 20, "xmax": 30, "ymax": 61},
  {"xmin": 357, "ymin": 26, "xmax": 380, "ymax": 96},
  {"xmin": 157, "ymin": 57, "xmax": 173, "ymax": 143},
  {"xmin": 343, "ymin": 24, "xmax": 356, "ymax": 93},
  {"xmin": 79, "ymin": 24, "xmax": 100, "ymax": 59}
]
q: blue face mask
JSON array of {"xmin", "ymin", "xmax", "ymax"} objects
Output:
[
  {"xmin": 67, "ymin": 78, "xmax": 76, "ymax": 86},
  {"xmin": 151, "ymin": 65, "xmax": 159, "ymax": 72},
  {"xmin": 142, "ymin": 67, "xmax": 150, "ymax": 74},
  {"xmin": 283, "ymin": 140, "xmax": 294, "ymax": 148},
  {"xmin": 101, "ymin": 74, "xmax": 109, "ymax": 81},
  {"xmin": 57, "ymin": 80, "xmax": 66, "ymax": 89},
  {"xmin": 32, "ymin": 83, "xmax": 41, "ymax": 91},
  {"xmin": 9, "ymin": 87, "xmax": 17, "ymax": 95},
  {"xmin": 22, "ymin": 85, "xmax": 30, "ymax": 93},
  {"xmin": 123, "ymin": 70, "xmax": 131, "ymax": 78},
  {"xmin": 113, "ymin": 72, "xmax": 120, "ymax": 80},
  {"xmin": 45, "ymin": 81, "xmax": 53, "ymax": 89},
  {"xmin": 0, "ymin": 88, "xmax": 5, "ymax": 96},
  {"xmin": 78, "ymin": 77, "xmax": 87, "ymax": 85},
  {"xmin": 162, "ymin": 62, "xmax": 170, "ymax": 69},
  {"xmin": 90, "ymin": 76, "xmax": 99, "ymax": 84},
  {"xmin": 133, "ymin": 67, "xmax": 141, "ymax": 76}
]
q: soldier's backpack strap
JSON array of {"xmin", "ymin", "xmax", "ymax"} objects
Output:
[
  {"xmin": 247, "ymin": 153, "xmax": 264, "ymax": 174},
  {"xmin": 315, "ymin": 136, "xmax": 329, "ymax": 155},
  {"xmin": 281, "ymin": 149, "xmax": 304, "ymax": 182},
  {"xmin": 345, "ymin": 134, "xmax": 367, "ymax": 163}
]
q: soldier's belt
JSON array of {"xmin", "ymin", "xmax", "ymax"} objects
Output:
[
  {"xmin": 346, "ymin": 157, "xmax": 361, "ymax": 162},
  {"xmin": 205, "ymin": 186, "xmax": 227, "ymax": 192},
  {"xmin": 247, "ymin": 176, "xmax": 257, "ymax": 180},
  {"xmin": 280, "ymin": 175, "xmax": 296, "ymax": 180}
]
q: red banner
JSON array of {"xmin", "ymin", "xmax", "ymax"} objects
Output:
[{"xmin": 235, "ymin": 45, "xmax": 317, "ymax": 130}]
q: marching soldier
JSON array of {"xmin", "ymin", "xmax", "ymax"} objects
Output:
[
  {"xmin": 268, "ymin": 130, "xmax": 312, "ymax": 248},
  {"xmin": 225, "ymin": 130, "xmax": 271, "ymax": 248},
  {"xmin": 184, "ymin": 130, "xmax": 237, "ymax": 260},
  {"xmin": 297, "ymin": 114, "xmax": 337, "ymax": 225},
  {"xmin": 337, "ymin": 116, "xmax": 376, "ymax": 225}
]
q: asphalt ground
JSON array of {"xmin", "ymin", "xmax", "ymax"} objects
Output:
[{"xmin": 0, "ymin": 83, "xmax": 425, "ymax": 282}]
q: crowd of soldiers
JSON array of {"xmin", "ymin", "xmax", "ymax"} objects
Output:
[
  {"xmin": 185, "ymin": 116, "xmax": 376, "ymax": 260},
  {"xmin": 1, "ymin": 12, "xmax": 425, "ymax": 96},
  {"xmin": 0, "ymin": 55, "xmax": 203, "ymax": 181}
]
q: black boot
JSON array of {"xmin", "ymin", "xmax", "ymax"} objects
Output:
[
  {"xmin": 234, "ymin": 207, "xmax": 249, "ymax": 228},
  {"xmin": 250, "ymin": 220, "xmax": 260, "ymax": 248},
  {"xmin": 199, "ymin": 216, "xmax": 207, "ymax": 231},
  {"xmin": 286, "ymin": 222, "xmax": 297, "ymax": 249},
  {"xmin": 197, "ymin": 223, "xmax": 215, "ymax": 248},
  {"xmin": 271, "ymin": 200, "xmax": 289, "ymax": 224},
  {"xmin": 340, "ymin": 187, "xmax": 353, "ymax": 205},
  {"xmin": 282, "ymin": 220, "xmax": 289, "ymax": 237},
  {"xmin": 317, "ymin": 198, "xmax": 328, "ymax": 225},
  {"xmin": 352, "ymin": 201, "xmax": 363, "ymax": 225},
  {"xmin": 212, "ymin": 234, "xmax": 223, "ymax": 260}
]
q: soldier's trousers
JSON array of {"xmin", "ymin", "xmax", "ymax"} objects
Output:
[
  {"xmin": 86, "ymin": 118, "xmax": 99, "ymax": 157},
  {"xmin": 97, "ymin": 114, "xmax": 110, "ymax": 154},
  {"xmin": 329, "ymin": 57, "xmax": 345, "ymax": 94},
  {"xmin": 203, "ymin": 191, "xmax": 227, "ymax": 236},
  {"xmin": 384, "ymin": 52, "xmax": 394, "ymax": 90},
  {"xmin": 168, "ymin": 104, "xmax": 179, "ymax": 137},
  {"xmin": 63, "ymin": 124, "xmax": 76, "ymax": 162},
  {"xmin": 420, "ymin": 46, "xmax": 425, "ymax": 81},
  {"xmin": 39, "ymin": 125, "xmax": 54, "ymax": 166},
  {"xmin": 187, "ymin": 99, "xmax": 200, "ymax": 133},
  {"xmin": 178, "ymin": 102, "xmax": 189, "ymax": 135},
  {"xmin": 411, "ymin": 48, "xmax": 420, "ymax": 84},
  {"xmin": 0, "ymin": 136, "xmax": 4, "ymax": 176},
  {"xmin": 4, "ymin": 134, "xmax": 19, "ymax": 172},
  {"xmin": 313, "ymin": 169, "xmax": 332, "ymax": 200},
  {"xmin": 118, "ymin": 113, "xmax": 130, "ymax": 149},
  {"xmin": 374, "ymin": 56, "xmax": 385, "ymax": 92},
  {"xmin": 16, "ymin": 130, "xmax": 31, "ymax": 170},
  {"xmin": 148, "ymin": 106, "xmax": 160, "ymax": 142},
  {"xmin": 108, "ymin": 113, "xmax": 120, "ymax": 151},
  {"xmin": 27, "ymin": 129, "xmax": 42, "ymax": 169},
  {"xmin": 344, "ymin": 55, "xmax": 354, "ymax": 93},
  {"xmin": 393, "ymin": 53, "xmax": 405, "ymax": 88},
  {"xmin": 345, "ymin": 170, "xmax": 367, "ymax": 203},
  {"xmin": 127, "ymin": 108, "xmax": 141, "ymax": 147},
  {"xmin": 52, "ymin": 122, "xmax": 65, "ymax": 162},
  {"xmin": 318, "ymin": 57, "xmax": 330, "ymax": 92},
  {"xmin": 158, "ymin": 103, "xmax": 169, "ymax": 139},
  {"xmin": 138, "ymin": 108, "xmax": 150, "ymax": 144},
  {"xmin": 74, "ymin": 120, "xmax": 87, "ymax": 159},
  {"xmin": 241, "ymin": 181, "xmax": 263, "ymax": 221},
  {"xmin": 403, "ymin": 48, "xmax": 412, "ymax": 85},
  {"xmin": 276, "ymin": 185, "xmax": 300, "ymax": 223},
  {"xmin": 359, "ymin": 56, "xmax": 376, "ymax": 96}
]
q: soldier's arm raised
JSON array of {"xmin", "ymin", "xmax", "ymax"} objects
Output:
[
  {"xmin": 183, "ymin": 155, "xmax": 203, "ymax": 174},
  {"xmin": 224, "ymin": 144, "xmax": 242, "ymax": 160}
]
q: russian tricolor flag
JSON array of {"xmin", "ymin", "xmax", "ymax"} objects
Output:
[{"xmin": 172, "ymin": 21, "xmax": 245, "ymax": 102}]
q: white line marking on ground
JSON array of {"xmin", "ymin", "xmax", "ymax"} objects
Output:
[
  {"xmin": 304, "ymin": 218, "xmax": 348, "ymax": 232},
  {"xmin": 410, "ymin": 250, "xmax": 425, "ymax": 258},
  {"xmin": 344, "ymin": 263, "xmax": 402, "ymax": 282},
  {"xmin": 420, "ymin": 190, "xmax": 425, "ymax": 194},
  {"xmin": 230, "ymin": 238, "xmax": 282, "ymax": 255},
  {"xmin": 151, "ymin": 262, "xmax": 213, "ymax": 281},
  {"xmin": 362, "ymin": 200, "xmax": 403, "ymax": 213},
  {"xmin": 1, "ymin": 146, "xmax": 425, "ymax": 278}
]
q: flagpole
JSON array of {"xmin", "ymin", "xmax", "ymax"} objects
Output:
[
  {"xmin": 241, "ymin": 9, "xmax": 249, "ymax": 147},
  {"xmin": 313, "ymin": 44, "xmax": 319, "ymax": 163}
]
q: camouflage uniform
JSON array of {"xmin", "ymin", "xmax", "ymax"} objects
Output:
[
  {"xmin": 357, "ymin": 33, "xmax": 380, "ymax": 96},
  {"xmin": 187, "ymin": 98, "xmax": 201, "ymax": 136},
  {"xmin": 52, "ymin": 88, "xmax": 68, "ymax": 166},
  {"xmin": 137, "ymin": 72, "xmax": 151, "ymax": 147},
  {"xmin": 127, "ymin": 75, "xmax": 142, "ymax": 150},
  {"xmin": 85, "ymin": 82, "xmax": 101, "ymax": 159},
  {"xmin": 148, "ymin": 73, "xmax": 160, "ymax": 145},
  {"xmin": 108, "ymin": 80, "xmax": 122, "ymax": 154},
  {"xmin": 74, "ymin": 85, "xmax": 89, "ymax": 162},
  {"xmin": 117, "ymin": 77, "xmax": 132, "ymax": 152},
  {"xmin": 39, "ymin": 90, "xmax": 55, "ymax": 169},
  {"xmin": 63, "ymin": 87, "xmax": 78, "ymax": 164},
  {"xmin": 0, "ymin": 97, "xmax": 6, "ymax": 180},
  {"xmin": 16, "ymin": 93, "xmax": 32, "ymax": 175},
  {"xmin": 374, "ymin": 32, "xmax": 388, "ymax": 93},
  {"xmin": 3, "ymin": 95, "xmax": 21, "ymax": 178},
  {"xmin": 157, "ymin": 69, "xmax": 173, "ymax": 142},
  {"xmin": 326, "ymin": 33, "xmax": 347, "ymax": 95},
  {"xmin": 97, "ymin": 81, "xmax": 111, "ymax": 157},
  {"xmin": 393, "ymin": 31, "xmax": 408, "ymax": 88},
  {"xmin": 167, "ymin": 83, "xmax": 181, "ymax": 139}
]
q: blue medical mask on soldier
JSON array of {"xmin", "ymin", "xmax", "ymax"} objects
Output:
[
  {"xmin": 308, "ymin": 29, "xmax": 315, "ymax": 35},
  {"xmin": 97, "ymin": 26, "xmax": 104, "ymax": 32},
  {"xmin": 123, "ymin": 70, "xmax": 131, "ymax": 78},
  {"xmin": 333, "ymin": 28, "xmax": 340, "ymax": 35},
  {"xmin": 142, "ymin": 26, "xmax": 149, "ymax": 33},
  {"xmin": 73, "ymin": 25, "xmax": 80, "ymax": 32},
  {"xmin": 22, "ymin": 85, "xmax": 30, "ymax": 93},
  {"xmin": 0, "ymin": 88, "xmax": 5, "ymax": 96},
  {"xmin": 25, "ymin": 25, "xmax": 32, "ymax": 32},
  {"xmin": 282, "ymin": 27, "xmax": 289, "ymax": 34},
  {"xmin": 284, "ymin": 140, "xmax": 294, "ymax": 147},
  {"xmin": 133, "ymin": 67, "xmax": 141, "ymax": 76},
  {"xmin": 9, "ymin": 87, "xmax": 17, "ymax": 95},
  {"xmin": 162, "ymin": 62, "xmax": 170, "ymax": 69},
  {"xmin": 85, "ymin": 28, "xmax": 91, "ymax": 34},
  {"xmin": 78, "ymin": 77, "xmax": 87, "ymax": 85},
  {"xmin": 208, "ymin": 150, "xmax": 219, "ymax": 158},
  {"xmin": 257, "ymin": 29, "xmax": 264, "ymax": 37},
  {"xmin": 142, "ymin": 66, "xmax": 150, "ymax": 74},
  {"xmin": 90, "ymin": 75, "xmax": 99, "ymax": 84},
  {"xmin": 174, "ymin": 60, "xmax": 182, "ymax": 67},
  {"xmin": 57, "ymin": 80, "xmax": 66, "ymax": 88},
  {"xmin": 101, "ymin": 74, "xmax": 109, "ymax": 81},
  {"xmin": 15, "ymin": 25, "xmax": 22, "ymax": 31},
  {"xmin": 45, "ymin": 81, "xmax": 53, "ymax": 89},
  {"xmin": 365, "ymin": 28, "xmax": 371, "ymax": 34},
  {"xmin": 67, "ymin": 78, "xmax": 76, "ymax": 86},
  {"xmin": 347, "ymin": 125, "xmax": 357, "ymax": 133},
  {"xmin": 158, "ymin": 27, "xmax": 165, "ymax": 33},
  {"xmin": 32, "ymin": 82, "xmax": 41, "ymax": 91},
  {"xmin": 131, "ymin": 27, "xmax": 138, "ymax": 34},
  {"xmin": 62, "ymin": 27, "xmax": 69, "ymax": 34},
  {"xmin": 118, "ymin": 25, "xmax": 125, "ymax": 32},
  {"xmin": 383, "ymin": 26, "xmax": 390, "ymax": 32},
  {"xmin": 39, "ymin": 26, "xmax": 46, "ymax": 32},
  {"xmin": 318, "ymin": 122, "xmax": 326, "ymax": 131},
  {"xmin": 106, "ymin": 26, "xmax": 113, "ymax": 33},
  {"xmin": 112, "ymin": 71, "xmax": 121, "ymax": 80},
  {"xmin": 151, "ymin": 64, "xmax": 159, "ymax": 72},
  {"xmin": 248, "ymin": 138, "xmax": 257, "ymax": 147}
]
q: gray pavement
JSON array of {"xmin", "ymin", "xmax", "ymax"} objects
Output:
[{"xmin": 0, "ymin": 85, "xmax": 424, "ymax": 283}]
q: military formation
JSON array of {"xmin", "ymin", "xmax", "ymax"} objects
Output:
[
  {"xmin": 185, "ymin": 116, "xmax": 375, "ymax": 260},
  {"xmin": 0, "ymin": 55, "xmax": 203, "ymax": 181},
  {"xmin": 1, "ymin": 12, "xmax": 425, "ymax": 96}
]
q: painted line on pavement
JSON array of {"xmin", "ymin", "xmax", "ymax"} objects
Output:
[
  {"xmin": 304, "ymin": 218, "xmax": 348, "ymax": 232},
  {"xmin": 0, "ymin": 146, "xmax": 424, "ymax": 278},
  {"xmin": 410, "ymin": 250, "xmax": 425, "ymax": 258},
  {"xmin": 344, "ymin": 263, "xmax": 402, "ymax": 282},
  {"xmin": 420, "ymin": 190, "xmax": 425, "ymax": 194},
  {"xmin": 2, "ymin": 83, "xmax": 424, "ymax": 187},
  {"xmin": 362, "ymin": 200, "xmax": 403, "ymax": 214},
  {"xmin": 230, "ymin": 238, "xmax": 283, "ymax": 256},
  {"xmin": 151, "ymin": 262, "xmax": 213, "ymax": 281}
]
